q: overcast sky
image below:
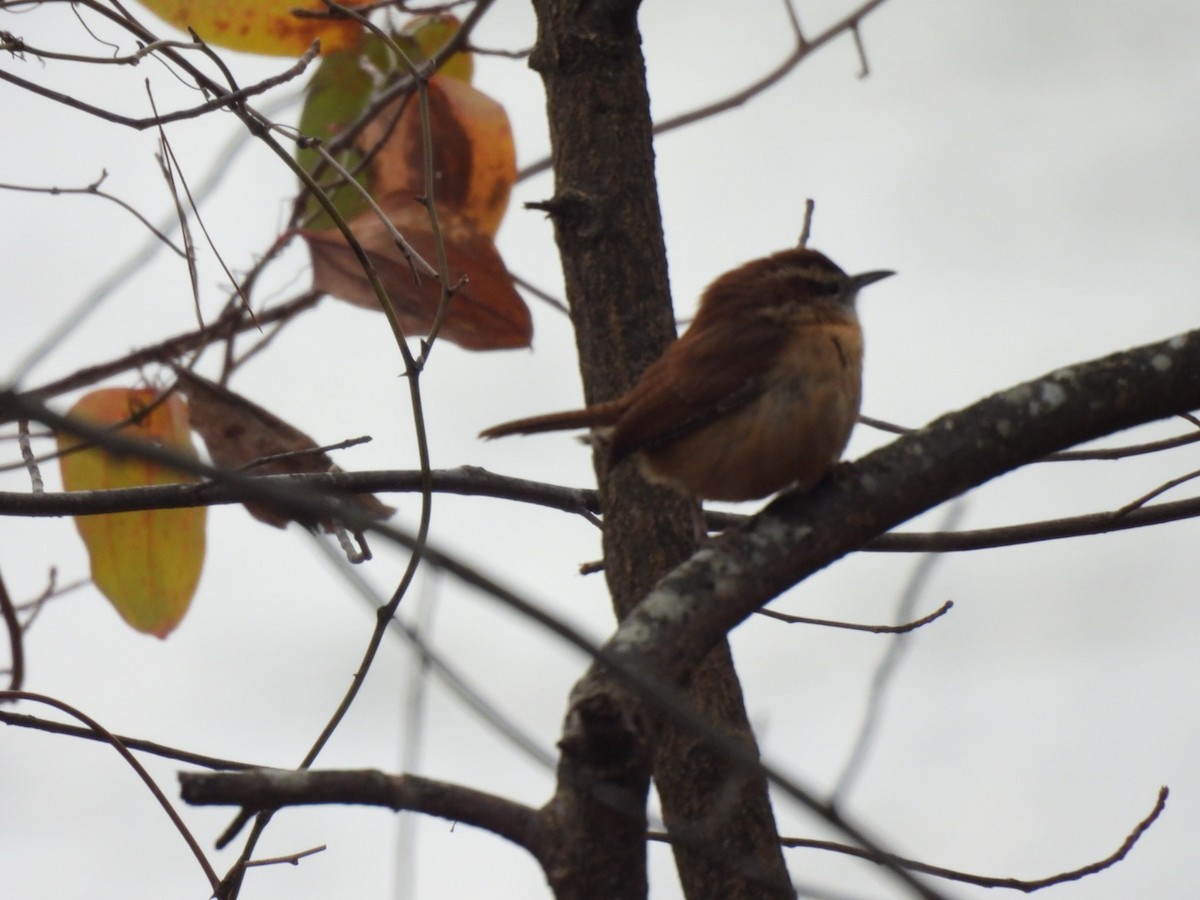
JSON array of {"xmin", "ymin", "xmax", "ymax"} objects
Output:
[{"xmin": 3, "ymin": 2, "xmax": 1200, "ymax": 898}]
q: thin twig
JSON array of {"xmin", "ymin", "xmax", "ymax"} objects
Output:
[
  {"xmin": 511, "ymin": 272, "xmax": 569, "ymax": 314},
  {"xmin": 16, "ymin": 419, "xmax": 42, "ymax": 492},
  {"xmin": 851, "ymin": 21, "xmax": 870, "ymax": 78},
  {"xmin": 150, "ymin": 74, "xmax": 253, "ymax": 325},
  {"xmin": 517, "ymin": 0, "xmax": 892, "ymax": 180},
  {"xmin": 833, "ymin": 501, "xmax": 966, "ymax": 803},
  {"xmin": 1, "ymin": 291, "xmax": 319, "ymax": 427},
  {"xmin": 319, "ymin": 0, "xmax": 456, "ymax": 367},
  {"xmin": 859, "ymin": 413, "xmax": 1200, "ymax": 461},
  {"xmin": 797, "ymin": 198, "xmax": 815, "ymax": 248},
  {"xmin": 755, "ymin": 599, "xmax": 952, "ymax": 634},
  {"xmin": 1113, "ymin": 467, "xmax": 1200, "ymax": 517},
  {"xmin": 0, "ymin": 571, "xmax": 23, "ymax": 692},
  {"xmin": 149, "ymin": 92, "xmax": 203, "ymax": 326},
  {"xmin": 313, "ymin": 0, "xmax": 499, "ymax": 160},
  {"xmin": 0, "ymin": 707, "xmax": 258, "ymax": 769},
  {"xmin": 0, "ymin": 691, "xmax": 221, "ymax": 892},
  {"xmin": 330, "ymin": 554, "xmax": 558, "ymax": 770},
  {"xmin": 0, "ymin": 173, "xmax": 187, "ymax": 256},
  {"xmin": 0, "ymin": 43, "xmax": 318, "ymax": 130},
  {"xmin": 396, "ymin": 570, "xmax": 440, "ymax": 897},
  {"xmin": 0, "ymin": 34, "xmax": 202, "ymax": 66},
  {"xmin": 298, "ymin": 138, "xmax": 437, "ymax": 278},
  {"xmin": 243, "ymin": 845, "xmax": 327, "ymax": 868},
  {"xmin": 775, "ymin": 787, "xmax": 1169, "ymax": 891},
  {"xmin": 236, "ymin": 436, "xmax": 374, "ymax": 472}
]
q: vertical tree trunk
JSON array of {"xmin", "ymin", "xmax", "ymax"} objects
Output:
[{"xmin": 529, "ymin": 2, "xmax": 793, "ymax": 896}]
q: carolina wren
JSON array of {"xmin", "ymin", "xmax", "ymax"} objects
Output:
[{"xmin": 481, "ymin": 248, "xmax": 893, "ymax": 502}]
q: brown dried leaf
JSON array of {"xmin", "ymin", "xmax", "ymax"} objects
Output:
[
  {"xmin": 174, "ymin": 369, "xmax": 394, "ymax": 529},
  {"xmin": 361, "ymin": 75, "xmax": 515, "ymax": 237},
  {"xmin": 303, "ymin": 196, "xmax": 532, "ymax": 351}
]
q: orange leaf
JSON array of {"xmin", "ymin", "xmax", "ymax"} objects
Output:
[
  {"xmin": 361, "ymin": 75, "xmax": 516, "ymax": 237},
  {"xmin": 57, "ymin": 388, "xmax": 205, "ymax": 638},
  {"xmin": 133, "ymin": 0, "xmax": 366, "ymax": 57},
  {"xmin": 174, "ymin": 368, "xmax": 394, "ymax": 529},
  {"xmin": 303, "ymin": 196, "xmax": 532, "ymax": 351}
]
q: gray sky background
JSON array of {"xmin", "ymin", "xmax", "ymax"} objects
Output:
[{"xmin": 3, "ymin": 2, "xmax": 1200, "ymax": 897}]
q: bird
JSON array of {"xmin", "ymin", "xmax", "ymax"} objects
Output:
[{"xmin": 480, "ymin": 247, "xmax": 893, "ymax": 502}]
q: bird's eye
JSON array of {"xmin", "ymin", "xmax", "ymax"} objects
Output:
[{"xmin": 812, "ymin": 280, "xmax": 840, "ymax": 296}]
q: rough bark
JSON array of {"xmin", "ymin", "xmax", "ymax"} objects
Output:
[{"xmin": 528, "ymin": 1, "xmax": 792, "ymax": 897}]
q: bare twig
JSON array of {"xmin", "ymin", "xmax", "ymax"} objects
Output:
[
  {"xmin": 797, "ymin": 198, "xmax": 815, "ymax": 248},
  {"xmin": 11, "ymin": 569, "xmax": 85, "ymax": 633},
  {"xmin": 0, "ymin": 44, "xmax": 318, "ymax": 130},
  {"xmin": 181, "ymin": 768, "xmax": 545, "ymax": 858},
  {"xmin": 235, "ymin": 436, "xmax": 374, "ymax": 472},
  {"xmin": 0, "ymin": 706, "xmax": 258, "ymax": 769},
  {"xmin": 2, "ymin": 291, "xmax": 319, "ymax": 423},
  {"xmin": 0, "ymin": 691, "xmax": 220, "ymax": 892},
  {"xmin": 756, "ymin": 599, "xmax": 952, "ymax": 634},
  {"xmin": 0, "ymin": 33, "xmax": 202, "ymax": 66},
  {"xmin": 860, "ymin": 413, "xmax": 1200, "ymax": 461},
  {"xmin": 1113, "ymin": 466, "xmax": 1200, "ymax": 517},
  {"xmin": 317, "ymin": 0, "xmax": 456, "ymax": 367},
  {"xmin": 149, "ymin": 94, "xmax": 203, "ymax": 326},
  {"xmin": 0, "ymin": 173, "xmax": 187, "ymax": 256},
  {"xmin": 149, "ymin": 79, "xmax": 253, "ymax": 325},
  {"xmin": 851, "ymin": 21, "xmax": 870, "ymax": 78},
  {"xmin": 243, "ymin": 845, "xmax": 326, "ymax": 868},
  {"xmin": 834, "ymin": 501, "xmax": 967, "ymax": 803},
  {"xmin": 396, "ymin": 571, "xmax": 440, "ymax": 897},
  {"xmin": 7, "ymin": 465, "xmax": 1200, "ymax": 555},
  {"xmin": 16, "ymin": 419, "xmax": 42, "ymax": 492},
  {"xmin": 517, "ymin": 0, "xmax": 893, "ymax": 181},
  {"xmin": 332, "ymin": 554, "xmax": 558, "ymax": 770},
  {"xmin": 313, "ymin": 0, "xmax": 499, "ymax": 159},
  {"xmin": 0, "ymin": 571, "xmax": 23, "ymax": 692},
  {"xmin": 296, "ymin": 138, "xmax": 437, "ymax": 278},
  {"xmin": 511, "ymin": 272, "xmax": 569, "ymax": 314},
  {"xmin": 775, "ymin": 787, "xmax": 1169, "ymax": 891}
]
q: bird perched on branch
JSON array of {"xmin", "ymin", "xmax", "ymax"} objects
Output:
[{"xmin": 481, "ymin": 247, "xmax": 893, "ymax": 502}]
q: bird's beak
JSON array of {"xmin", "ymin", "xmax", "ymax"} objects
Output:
[{"xmin": 851, "ymin": 269, "xmax": 895, "ymax": 290}]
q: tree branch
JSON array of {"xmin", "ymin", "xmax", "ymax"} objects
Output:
[
  {"xmin": 179, "ymin": 769, "xmax": 546, "ymax": 860},
  {"xmin": 518, "ymin": 0, "xmax": 893, "ymax": 180},
  {"xmin": 774, "ymin": 786, "xmax": 1168, "ymax": 891},
  {"xmin": 532, "ymin": 326, "xmax": 1200, "ymax": 900},
  {"xmin": 6, "ymin": 465, "xmax": 1199, "ymax": 555},
  {"xmin": 0, "ymin": 44, "xmax": 317, "ymax": 130},
  {"xmin": 2, "ymin": 291, "xmax": 320, "ymax": 419},
  {"xmin": 0, "ymin": 708, "xmax": 258, "ymax": 770},
  {"xmin": 613, "ymin": 327, "xmax": 1200, "ymax": 684}
]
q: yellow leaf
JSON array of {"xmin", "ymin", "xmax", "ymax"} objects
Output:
[
  {"xmin": 133, "ymin": 0, "xmax": 367, "ymax": 57},
  {"xmin": 399, "ymin": 14, "xmax": 472, "ymax": 82},
  {"xmin": 57, "ymin": 388, "xmax": 206, "ymax": 638}
]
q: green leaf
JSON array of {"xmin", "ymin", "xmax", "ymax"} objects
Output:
[{"xmin": 296, "ymin": 39, "xmax": 381, "ymax": 229}]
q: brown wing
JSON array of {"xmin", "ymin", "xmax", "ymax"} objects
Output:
[{"xmin": 608, "ymin": 317, "xmax": 790, "ymax": 466}]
